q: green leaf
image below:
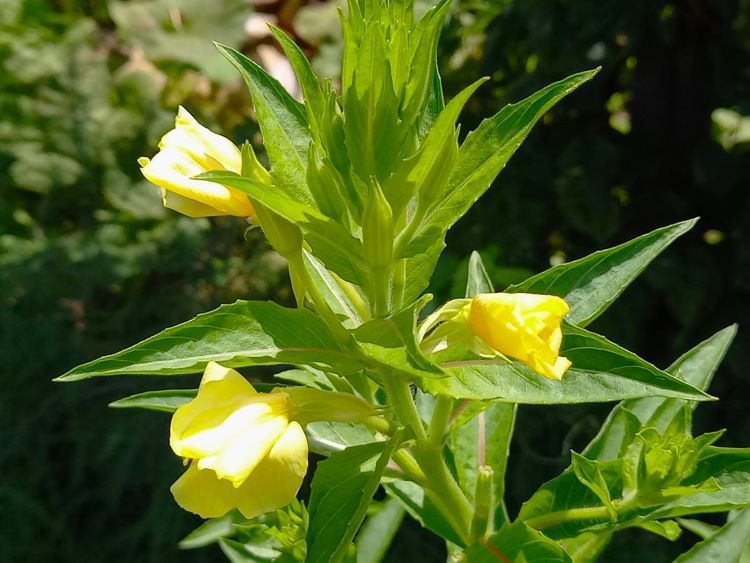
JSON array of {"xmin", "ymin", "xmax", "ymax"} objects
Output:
[
  {"xmin": 585, "ymin": 325, "xmax": 737, "ymax": 461},
  {"xmin": 651, "ymin": 464, "xmax": 750, "ymax": 519},
  {"xmin": 450, "ymin": 402, "xmax": 516, "ymax": 523},
  {"xmin": 418, "ymin": 55, "xmax": 445, "ymax": 139},
  {"xmin": 198, "ymin": 171, "xmax": 367, "ymax": 285},
  {"xmin": 421, "ymin": 324, "xmax": 709, "ymax": 404},
  {"xmin": 303, "ymin": 250, "xmax": 367, "ymax": 328},
  {"xmin": 466, "ymin": 250, "xmax": 494, "ymax": 296},
  {"xmin": 636, "ymin": 519, "xmax": 682, "ymax": 541},
  {"xmin": 508, "ymin": 219, "xmax": 698, "ymax": 327},
  {"xmin": 401, "ymin": 0, "xmax": 450, "ymax": 126},
  {"xmin": 268, "ymin": 26, "xmax": 325, "ymax": 134},
  {"xmin": 108, "ymin": 389, "xmax": 197, "ymax": 412},
  {"xmin": 179, "ymin": 511, "xmax": 242, "ymax": 549},
  {"xmin": 306, "ymin": 436, "xmax": 400, "ymax": 563},
  {"xmin": 216, "ymin": 43, "xmax": 313, "ymax": 205},
  {"xmin": 404, "ymin": 69, "xmax": 599, "ymax": 259},
  {"xmin": 388, "ymin": 78, "xmax": 485, "ymax": 219},
  {"xmin": 691, "ymin": 447, "xmax": 750, "ymax": 484},
  {"xmin": 306, "ymin": 421, "xmax": 377, "ymax": 456},
  {"xmin": 352, "ymin": 296, "xmax": 442, "ymax": 379},
  {"xmin": 465, "ymin": 521, "xmax": 573, "ymax": 562},
  {"xmin": 674, "ymin": 509, "xmax": 750, "ymax": 563},
  {"xmin": 571, "ymin": 452, "xmax": 616, "ymax": 519},
  {"xmin": 384, "ymin": 479, "xmax": 463, "ymax": 546},
  {"xmin": 56, "ymin": 301, "xmax": 360, "ymax": 380},
  {"xmin": 355, "ymin": 498, "xmax": 405, "ymax": 563}
]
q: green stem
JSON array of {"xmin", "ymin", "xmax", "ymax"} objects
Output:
[
  {"xmin": 523, "ymin": 505, "xmax": 611, "ymax": 531},
  {"xmin": 428, "ymin": 394, "xmax": 454, "ymax": 446},
  {"xmin": 392, "ymin": 448, "xmax": 427, "ymax": 486},
  {"xmin": 333, "ymin": 273, "xmax": 371, "ymax": 321},
  {"xmin": 288, "ymin": 251, "xmax": 353, "ymax": 347},
  {"xmin": 381, "ymin": 372, "xmax": 426, "ymax": 442},
  {"xmin": 371, "ymin": 265, "xmax": 391, "ymax": 318},
  {"xmin": 381, "ymin": 372, "xmax": 473, "ymax": 544}
]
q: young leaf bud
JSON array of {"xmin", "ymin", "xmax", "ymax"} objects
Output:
[{"xmin": 362, "ymin": 178, "xmax": 394, "ymax": 270}]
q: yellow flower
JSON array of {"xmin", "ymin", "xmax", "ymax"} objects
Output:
[
  {"xmin": 467, "ymin": 292, "xmax": 572, "ymax": 380},
  {"xmin": 170, "ymin": 362, "xmax": 307, "ymax": 519},
  {"xmin": 138, "ymin": 107, "xmax": 254, "ymax": 218}
]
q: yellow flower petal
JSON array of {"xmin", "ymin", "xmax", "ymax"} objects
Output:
[
  {"xmin": 170, "ymin": 461, "xmax": 238, "ymax": 519},
  {"xmin": 195, "ymin": 412, "xmax": 288, "ymax": 485},
  {"xmin": 468, "ymin": 292, "xmax": 571, "ymax": 379},
  {"xmin": 140, "ymin": 147, "xmax": 253, "ymax": 217},
  {"xmin": 138, "ymin": 107, "xmax": 254, "ymax": 218},
  {"xmin": 160, "ymin": 189, "xmax": 223, "ymax": 217},
  {"xmin": 170, "ymin": 422, "xmax": 308, "ymax": 519},
  {"xmin": 160, "ymin": 106, "xmax": 242, "ymax": 173},
  {"xmin": 234, "ymin": 421, "xmax": 308, "ymax": 519}
]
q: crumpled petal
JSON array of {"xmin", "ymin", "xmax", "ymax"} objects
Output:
[
  {"xmin": 170, "ymin": 422, "xmax": 308, "ymax": 519},
  {"xmin": 468, "ymin": 292, "xmax": 571, "ymax": 379},
  {"xmin": 170, "ymin": 461, "xmax": 238, "ymax": 519},
  {"xmin": 170, "ymin": 364, "xmax": 291, "ymax": 484},
  {"xmin": 233, "ymin": 421, "xmax": 309, "ymax": 518},
  {"xmin": 138, "ymin": 107, "xmax": 253, "ymax": 218}
]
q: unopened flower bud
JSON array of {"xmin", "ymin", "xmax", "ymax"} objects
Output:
[{"xmin": 362, "ymin": 178, "xmax": 394, "ymax": 270}]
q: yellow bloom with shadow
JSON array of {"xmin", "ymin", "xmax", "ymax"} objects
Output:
[
  {"xmin": 467, "ymin": 292, "xmax": 571, "ymax": 380},
  {"xmin": 170, "ymin": 362, "xmax": 307, "ymax": 519},
  {"xmin": 138, "ymin": 107, "xmax": 254, "ymax": 218}
]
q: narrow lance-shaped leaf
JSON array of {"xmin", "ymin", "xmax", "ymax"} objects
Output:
[
  {"xmin": 674, "ymin": 509, "xmax": 750, "ymax": 563},
  {"xmin": 215, "ymin": 43, "xmax": 313, "ymax": 205},
  {"xmin": 403, "ymin": 69, "xmax": 599, "ymax": 258},
  {"xmin": 508, "ymin": 218, "xmax": 698, "ymax": 327},
  {"xmin": 56, "ymin": 301, "xmax": 361, "ymax": 381},
  {"xmin": 355, "ymin": 498, "xmax": 406, "ymax": 563},
  {"xmin": 306, "ymin": 435, "xmax": 401, "ymax": 563},
  {"xmin": 109, "ymin": 389, "xmax": 197, "ymax": 413},
  {"xmin": 464, "ymin": 521, "xmax": 574, "ymax": 563},
  {"xmin": 421, "ymin": 324, "xmax": 710, "ymax": 404},
  {"xmin": 585, "ymin": 325, "xmax": 737, "ymax": 461},
  {"xmin": 268, "ymin": 25, "xmax": 325, "ymax": 135},
  {"xmin": 384, "ymin": 479, "xmax": 463, "ymax": 546}
]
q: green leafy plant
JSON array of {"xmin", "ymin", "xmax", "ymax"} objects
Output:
[{"xmin": 59, "ymin": 1, "xmax": 748, "ymax": 560}]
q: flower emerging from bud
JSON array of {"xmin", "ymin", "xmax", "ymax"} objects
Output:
[
  {"xmin": 419, "ymin": 293, "xmax": 572, "ymax": 380},
  {"xmin": 170, "ymin": 362, "xmax": 307, "ymax": 519},
  {"xmin": 467, "ymin": 293, "xmax": 571, "ymax": 379},
  {"xmin": 138, "ymin": 107, "xmax": 254, "ymax": 218},
  {"xmin": 169, "ymin": 362, "xmax": 377, "ymax": 519}
]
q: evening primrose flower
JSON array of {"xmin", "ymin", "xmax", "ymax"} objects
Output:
[
  {"xmin": 170, "ymin": 362, "xmax": 376, "ymax": 519},
  {"xmin": 138, "ymin": 107, "xmax": 254, "ymax": 218},
  {"xmin": 420, "ymin": 293, "xmax": 572, "ymax": 380}
]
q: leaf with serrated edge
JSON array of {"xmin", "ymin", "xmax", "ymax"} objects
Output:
[
  {"xmin": 585, "ymin": 325, "xmax": 736, "ymax": 460},
  {"xmin": 508, "ymin": 218, "xmax": 698, "ymax": 327},
  {"xmin": 216, "ymin": 43, "xmax": 313, "ymax": 205},
  {"xmin": 421, "ymin": 323, "xmax": 710, "ymax": 404},
  {"xmin": 57, "ymin": 301, "xmax": 360, "ymax": 380}
]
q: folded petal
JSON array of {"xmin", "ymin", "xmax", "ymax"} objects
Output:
[
  {"xmin": 160, "ymin": 107, "xmax": 242, "ymax": 173},
  {"xmin": 196, "ymin": 411, "xmax": 288, "ymax": 485},
  {"xmin": 139, "ymin": 149, "xmax": 252, "ymax": 217},
  {"xmin": 170, "ymin": 368, "xmax": 264, "ymax": 459},
  {"xmin": 234, "ymin": 421, "xmax": 308, "ymax": 519},
  {"xmin": 170, "ymin": 461, "xmax": 237, "ymax": 519}
]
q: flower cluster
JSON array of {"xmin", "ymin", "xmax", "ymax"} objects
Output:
[{"xmin": 138, "ymin": 111, "xmax": 574, "ymax": 520}]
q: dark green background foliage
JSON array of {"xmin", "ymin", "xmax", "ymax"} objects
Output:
[{"xmin": 1, "ymin": 0, "xmax": 747, "ymax": 561}]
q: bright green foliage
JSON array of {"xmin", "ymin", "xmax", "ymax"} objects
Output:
[{"xmin": 57, "ymin": 0, "xmax": 747, "ymax": 561}]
